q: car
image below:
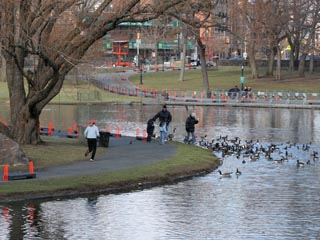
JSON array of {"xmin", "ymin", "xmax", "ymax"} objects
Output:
[
  {"xmin": 229, "ymin": 55, "xmax": 243, "ymax": 61},
  {"xmin": 190, "ymin": 59, "xmax": 200, "ymax": 66}
]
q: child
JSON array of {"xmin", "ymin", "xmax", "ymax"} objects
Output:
[{"xmin": 146, "ymin": 118, "xmax": 155, "ymax": 142}]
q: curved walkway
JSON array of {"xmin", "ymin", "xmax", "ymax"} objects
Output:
[{"xmin": 35, "ymin": 136, "xmax": 176, "ymax": 179}]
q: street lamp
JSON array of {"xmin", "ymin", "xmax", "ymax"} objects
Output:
[
  {"xmin": 240, "ymin": 52, "xmax": 247, "ymax": 90},
  {"xmin": 240, "ymin": 64, "xmax": 245, "ymax": 90},
  {"xmin": 140, "ymin": 60, "xmax": 143, "ymax": 85},
  {"xmin": 136, "ymin": 33, "xmax": 143, "ymax": 85}
]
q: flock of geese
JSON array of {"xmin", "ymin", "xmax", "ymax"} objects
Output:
[{"xmin": 193, "ymin": 135, "xmax": 319, "ymax": 178}]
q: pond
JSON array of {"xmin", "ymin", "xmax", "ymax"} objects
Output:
[{"xmin": 1, "ymin": 104, "xmax": 320, "ymax": 239}]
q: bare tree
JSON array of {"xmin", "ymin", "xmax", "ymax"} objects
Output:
[
  {"xmin": 138, "ymin": 16, "xmax": 172, "ymax": 68},
  {"xmin": 167, "ymin": 0, "xmax": 218, "ymax": 96},
  {"xmin": 0, "ymin": 0, "xmax": 185, "ymax": 144},
  {"xmin": 285, "ymin": 0, "xmax": 320, "ymax": 76}
]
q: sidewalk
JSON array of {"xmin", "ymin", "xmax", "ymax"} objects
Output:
[{"xmin": 35, "ymin": 136, "xmax": 176, "ymax": 179}]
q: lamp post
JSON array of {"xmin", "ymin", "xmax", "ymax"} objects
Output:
[
  {"xmin": 240, "ymin": 52, "xmax": 247, "ymax": 90},
  {"xmin": 240, "ymin": 64, "xmax": 244, "ymax": 90},
  {"xmin": 136, "ymin": 33, "xmax": 143, "ymax": 85},
  {"xmin": 140, "ymin": 61, "xmax": 143, "ymax": 85},
  {"xmin": 163, "ymin": 48, "xmax": 165, "ymax": 71}
]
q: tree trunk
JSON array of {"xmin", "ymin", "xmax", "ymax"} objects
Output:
[
  {"xmin": 248, "ymin": 45, "xmax": 258, "ymax": 79},
  {"xmin": 275, "ymin": 46, "xmax": 281, "ymax": 80},
  {"xmin": 197, "ymin": 38, "xmax": 210, "ymax": 97},
  {"xmin": 309, "ymin": 54, "xmax": 314, "ymax": 74},
  {"xmin": 5, "ymin": 55, "xmax": 42, "ymax": 144},
  {"xmin": 154, "ymin": 42, "xmax": 159, "ymax": 67},
  {"xmin": 266, "ymin": 48, "xmax": 275, "ymax": 77},
  {"xmin": 179, "ymin": 32, "xmax": 187, "ymax": 82},
  {"xmin": 298, "ymin": 54, "xmax": 306, "ymax": 77}
]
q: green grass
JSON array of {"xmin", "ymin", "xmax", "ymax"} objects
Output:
[
  {"xmin": 1, "ymin": 66, "xmax": 320, "ymax": 105},
  {"xmin": 130, "ymin": 66, "xmax": 320, "ymax": 93},
  {"xmin": 0, "ymin": 82, "xmax": 9, "ymax": 101},
  {"xmin": 21, "ymin": 136, "xmax": 108, "ymax": 169},
  {"xmin": 0, "ymin": 142, "xmax": 218, "ymax": 197}
]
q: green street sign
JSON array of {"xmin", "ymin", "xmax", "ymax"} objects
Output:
[{"xmin": 240, "ymin": 76, "xmax": 245, "ymax": 84}]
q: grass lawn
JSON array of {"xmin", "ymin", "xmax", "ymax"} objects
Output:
[
  {"xmin": 1, "ymin": 66, "xmax": 320, "ymax": 105},
  {"xmin": 0, "ymin": 140, "xmax": 218, "ymax": 199},
  {"xmin": 21, "ymin": 136, "xmax": 108, "ymax": 169},
  {"xmin": 130, "ymin": 66, "xmax": 320, "ymax": 93}
]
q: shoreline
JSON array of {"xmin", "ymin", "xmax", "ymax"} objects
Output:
[
  {"xmin": 0, "ymin": 165, "xmax": 216, "ymax": 204},
  {"xmin": 0, "ymin": 140, "xmax": 219, "ymax": 203},
  {"xmin": 46, "ymin": 99, "xmax": 320, "ymax": 110}
]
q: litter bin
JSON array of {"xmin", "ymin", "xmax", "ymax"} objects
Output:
[{"xmin": 99, "ymin": 131, "xmax": 110, "ymax": 147}]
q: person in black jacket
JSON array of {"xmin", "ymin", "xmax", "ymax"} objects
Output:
[
  {"xmin": 153, "ymin": 105, "xmax": 172, "ymax": 144},
  {"xmin": 184, "ymin": 112, "xmax": 199, "ymax": 144}
]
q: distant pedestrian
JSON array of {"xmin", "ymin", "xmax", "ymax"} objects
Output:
[
  {"xmin": 84, "ymin": 119, "xmax": 100, "ymax": 161},
  {"xmin": 146, "ymin": 118, "xmax": 155, "ymax": 142},
  {"xmin": 153, "ymin": 105, "xmax": 172, "ymax": 144},
  {"xmin": 184, "ymin": 112, "xmax": 199, "ymax": 144}
]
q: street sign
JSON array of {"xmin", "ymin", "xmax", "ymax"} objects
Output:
[{"xmin": 240, "ymin": 76, "xmax": 245, "ymax": 84}]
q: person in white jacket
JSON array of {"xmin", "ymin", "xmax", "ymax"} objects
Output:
[{"xmin": 84, "ymin": 119, "xmax": 100, "ymax": 161}]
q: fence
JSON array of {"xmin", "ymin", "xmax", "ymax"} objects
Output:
[
  {"xmin": 89, "ymin": 78, "xmax": 320, "ymax": 107},
  {"xmin": 77, "ymin": 90, "xmax": 101, "ymax": 102}
]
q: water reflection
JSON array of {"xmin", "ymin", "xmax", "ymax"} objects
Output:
[{"xmin": 1, "ymin": 105, "xmax": 320, "ymax": 239}]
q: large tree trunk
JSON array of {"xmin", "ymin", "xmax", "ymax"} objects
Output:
[{"xmin": 6, "ymin": 55, "xmax": 41, "ymax": 144}]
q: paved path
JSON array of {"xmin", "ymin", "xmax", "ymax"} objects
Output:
[{"xmin": 35, "ymin": 136, "xmax": 176, "ymax": 179}]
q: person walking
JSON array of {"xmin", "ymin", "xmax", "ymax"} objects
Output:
[
  {"xmin": 184, "ymin": 112, "xmax": 199, "ymax": 144},
  {"xmin": 153, "ymin": 105, "xmax": 172, "ymax": 144},
  {"xmin": 84, "ymin": 119, "xmax": 100, "ymax": 161}
]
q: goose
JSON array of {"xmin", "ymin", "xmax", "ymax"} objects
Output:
[
  {"xmin": 250, "ymin": 154, "xmax": 259, "ymax": 162},
  {"xmin": 285, "ymin": 151, "xmax": 292, "ymax": 158},
  {"xmin": 218, "ymin": 170, "xmax": 233, "ymax": 177},
  {"xmin": 274, "ymin": 158, "xmax": 283, "ymax": 164},
  {"xmin": 236, "ymin": 168, "xmax": 242, "ymax": 176},
  {"xmin": 167, "ymin": 127, "xmax": 177, "ymax": 141},
  {"xmin": 297, "ymin": 160, "xmax": 305, "ymax": 167}
]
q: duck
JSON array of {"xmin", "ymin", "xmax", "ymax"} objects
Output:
[
  {"xmin": 236, "ymin": 168, "xmax": 242, "ymax": 176},
  {"xmin": 296, "ymin": 160, "xmax": 305, "ymax": 167},
  {"xmin": 218, "ymin": 170, "xmax": 233, "ymax": 177}
]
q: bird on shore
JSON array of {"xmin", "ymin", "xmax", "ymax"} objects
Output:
[
  {"xmin": 218, "ymin": 170, "xmax": 233, "ymax": 178},
  {"xmin": 167, "ymin": 127, "xmax": 176, "ymax": 141}
]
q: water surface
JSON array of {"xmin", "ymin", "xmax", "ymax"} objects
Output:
[{"xmin": 1, "ymin": 104, "xmax": 320, "ymax": 239}]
